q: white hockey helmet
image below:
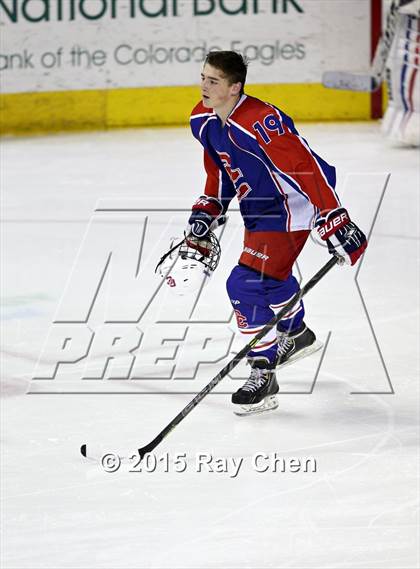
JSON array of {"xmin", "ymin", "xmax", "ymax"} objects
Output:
[{"xmin": 157, "ymin": 232, "xmax": 221, "ymax": 296}]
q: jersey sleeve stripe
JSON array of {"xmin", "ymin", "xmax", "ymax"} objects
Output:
[
  {"xmin": 190, "ymin": 112, "xmax": 215, "ymax": 120},
  {"xmin": 296, "ymin": 135, "xmax": 339, "ymax": 197},
  {"xmin": 199, "ymin": 115, "xmax": 218, "ymax": 140},
  {"xmin": 226, "ymin": 118, "xmax": 257, "ymax": 139}
]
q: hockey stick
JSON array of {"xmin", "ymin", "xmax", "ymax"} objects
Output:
[
  {"xmin": 134, "ymin": 255, "xmax": 339, "ymax": 460},
  {"xmin": 322, "ymin": 0, "xmax": 399, "ymax": 92}
]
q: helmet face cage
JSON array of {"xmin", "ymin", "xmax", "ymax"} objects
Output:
[{"xmin": 179, "ymin": 231, "xmax": 221, "ymax": 273}]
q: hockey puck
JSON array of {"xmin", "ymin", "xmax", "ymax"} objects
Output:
[{"xmin": 80, "ymin": 444, "xmax": 87, "ymax": 457}]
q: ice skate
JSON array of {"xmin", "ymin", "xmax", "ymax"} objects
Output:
[
  {"xmin": 276, "ymin": 322, "xmax": 323, "ymax": 369},
  {"xmin": 232, "ymin": 359, "xmax": 279, "ymax": 416}
]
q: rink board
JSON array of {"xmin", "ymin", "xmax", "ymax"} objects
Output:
[
  {"xmin": 0, "ymin": 0, "xmax": 381, "ymax": 133},
  {"xmin": 0, "ymin": 83, "xmax": 374, "ymax": 135}
]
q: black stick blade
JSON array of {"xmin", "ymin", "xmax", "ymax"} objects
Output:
[{"xmin": 138, "ymin": 440, "xmax": 159, "ymax": 461}]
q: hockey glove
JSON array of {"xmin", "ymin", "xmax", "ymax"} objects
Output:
[
  {"xmin": 188, "ymin": 195, "xmax": 224, "ymax": 238},
  {"xmin": 315, "ymin": 207, "xmax": 367, "ymax": 265}
]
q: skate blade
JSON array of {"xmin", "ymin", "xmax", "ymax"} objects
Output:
[
  {"xmin": 234, "ymin": 395, "xmax": 279, "ymax": 417},
  {"xmin": 276, "ymin": 340, "xmax": 323, "ymax": 370}
]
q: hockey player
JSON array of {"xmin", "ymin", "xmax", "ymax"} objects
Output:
[
  {"xmin": 382, "ymin": 0, "xmax": 420, "ymax": 146},
  {"xmin": 187, "ymin": 51, "xmax": 367, "ymax": 415},
  {"xmin": 323, "ymin": 0, "xmax": 419, "ymax": 146}
]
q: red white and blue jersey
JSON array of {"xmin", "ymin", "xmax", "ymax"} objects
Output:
[{"xmin": 190, "ymin": 95, "xmax": 341, "ymax": 232}]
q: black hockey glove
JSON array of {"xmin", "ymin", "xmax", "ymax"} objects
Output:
[
  {"xmin": 188, "ymin": 195, "xmax": 223, "ymax": 238},
  {"xmin": 315, "ymin": 207, "xmax": 367, "ymax": 266}
]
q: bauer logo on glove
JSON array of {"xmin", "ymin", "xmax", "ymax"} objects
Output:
[
  {"xmin": 317, "ymin": 210, "xmax": 349, "ymax": 239},
  {"xmin": 315, "ymin": 207, "xmax": 368, "ymax": 266},
  {"xmin": 156, "ymin": 231, "xmax": 221, "ymax": 296}
]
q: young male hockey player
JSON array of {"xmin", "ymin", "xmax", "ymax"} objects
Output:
[{"xmin": 188, "ymin": 51, "xmax": 367, "ymax": 414}]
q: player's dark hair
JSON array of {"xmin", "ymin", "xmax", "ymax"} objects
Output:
[{"xmin": 204, "ymin": 51, "xmax": 248, "ymax": 95}]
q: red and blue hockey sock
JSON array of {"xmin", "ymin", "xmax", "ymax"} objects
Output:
[{"xmin": 226, "ymin": 264, "xmax": 305, "ymax": 365}]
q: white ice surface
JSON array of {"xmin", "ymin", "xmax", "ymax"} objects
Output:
[{"xmin": 1, "ymin": 123, "xmax": 419, "ymax": 569}]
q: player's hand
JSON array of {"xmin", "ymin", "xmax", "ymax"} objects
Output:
[
  {"xmin": 315, "ymin": 207, "xmax": 367, "ymax": 265},
  {"xmin": 185, "ymin": 234, "xmax": 213, "ymax": 256},
  {"xmin": 188, "ymin": 195, "xmax": 223, "ymax": 238}
]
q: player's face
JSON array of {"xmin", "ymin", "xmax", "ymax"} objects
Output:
[{"xmin": 200, "ymin": 64, "xmax": 241, "ymax": 111}]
